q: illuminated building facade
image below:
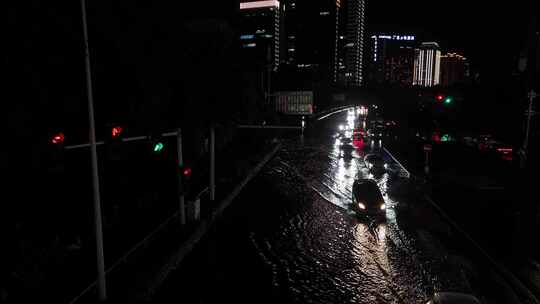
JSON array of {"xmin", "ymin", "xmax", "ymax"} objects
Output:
[
  {"xmin": 284, "ymin": 0, "xmax": 298, "ymax": 64},
  {"xmin": 440, "ymin": 52, "xmax": 469, "ymax": 87},
  {"xmin": 367, "ymin": 34, "xmax": 416, "ymax": 86},
  {"xmin": 239, "ymin": 0, "xmax": 285, "ymax": 70},
  {"xmin": 413, "ymin": 42, "xmax": 441, "ymax": 87},
  {"xmin": 342, "ymin": 0, "xmax": 366, "ymax": 87}
]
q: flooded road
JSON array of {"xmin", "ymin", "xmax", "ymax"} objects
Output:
[{"xmin": 155, "ymin": 108, "xmax": 522, "ymax": 304}]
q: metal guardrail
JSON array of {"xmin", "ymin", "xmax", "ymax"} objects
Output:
[{"xmin": 314, "ymin": 106, "xmax": 354, "ymax": 121}]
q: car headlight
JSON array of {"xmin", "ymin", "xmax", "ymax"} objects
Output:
[
  {"xmin": 358, "ymin": 202, "xmax": 366, "ymax": 210},
  {"xmin": 339, "ymin": 125, "xmax": 344, "ymax": 131},
  {"xmin": 380, "ymin": 203, "xmax": 386, "ymax": 210}
]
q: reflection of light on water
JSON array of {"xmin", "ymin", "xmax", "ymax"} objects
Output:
[{"xmin": 352, "ymin": 223, "xmax": 389, "ymax": 262}]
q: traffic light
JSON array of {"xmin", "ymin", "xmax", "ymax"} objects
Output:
[
  {"xmin": 48, "ymin": 131, "xmax": 65, "ymax": 173},
  {"xmin": 436, "ymin": 94, "xmax": 444, "ymax": 102},
  {"xmin": 444, "ymin": 96, "xmax": 453, "ymax": 104},
  {"xmin": 106, "ymin": 125, "xmax": 124, "ymax": 161},
  {"xmin": 182, "ymin": 167, "xmax": 192, "ymax": 179},
  {"xmin": 111, "ymin": 126, "xmax": 123, "ymax": 139},
  {"xmin": 149, "ymin": 134, "xmax": 164, "ymax": 153},
  {"xmin": 51, "ymin": 132, "xmax": 65, "ymax": 145},
  {"xmin": 178, "ymin": 165, "xmax": 192, "ymax": 194},
  {"xmin": 153, "ymin": 141, "xmax": 164, "ymax": 153}
]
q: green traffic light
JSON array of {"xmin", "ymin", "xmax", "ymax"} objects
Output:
[
  {"xmin": 153, "ymin": 142, "xmax": 164, "ymax": 152},
  {"xmin": 444, "ymin": 97, "xmax": 453, "ymax": 104}
]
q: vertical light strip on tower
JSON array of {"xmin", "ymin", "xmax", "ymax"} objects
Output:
[
  {"xmin": 274, "ymin": 5, "xmax": 280, "ymax": 68},
  {"xmin": 429, "ymin": 50, "xmax": 432, "ymax": 86},
  {"xmin": 434, "ymin": 50, "xmax": 441, "ymax": 85}
]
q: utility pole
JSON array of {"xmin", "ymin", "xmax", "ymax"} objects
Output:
[
  {"xmin": 80, "ymin": 0, "xmax": 106, "ymax": 300},
  {"xmin": 521, "ymin": 90, "xmax": 537, "ymax": 168},
  {"xmin": 177, "ymin": 129, "xmax": 186, "ymax": 225},
  {"xmin": 266, "ymin": 45, "xmax": 272, "ymax": 105},
  {"xmin": 521, "ymin": 16, "xmax": 539, "ymax": 168},
  {"xmin": 209, "ymin": 126, "xmax": 215, "ymax": 201}
]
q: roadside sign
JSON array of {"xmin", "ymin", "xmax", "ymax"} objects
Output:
[{"xmin": 423, "ymin": 144, "xmax": 432, "ymax": 152}]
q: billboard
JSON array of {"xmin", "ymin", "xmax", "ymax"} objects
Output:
[{"xmin": 274, "ymin": 91, "xmax": 314, "ymax": 115}]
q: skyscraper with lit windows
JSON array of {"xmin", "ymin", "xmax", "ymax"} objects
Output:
[
  {"xmin": 239, "ymin": 0, "xmax": 284, "ymax": 70},
  {"xmin": 341, "ymin": 0, "xmax": 365, "ymax": 87},
  {"xmin": 366, "ymin": 34, "xmax": 417, "ymax": 86},
  {"xmin": 440, "ymin": 52, "xmax": 469, "ymax": 87},
  {"xmin": 413, "ymin": 42, "xmax": 441, "ymax": 87}
]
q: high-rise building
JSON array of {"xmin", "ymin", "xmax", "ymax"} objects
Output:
[
  {"xmin": 294, "ymin": 0, "xmax": 337, "ymax": 67},
  {"xmin": 258, "ymin": 0, "xmax": 365, "ymax": 89},
  {"xmin": 340, "ymin": 0, "xmax": 366, "ymax": 88},
  {"xmin": 284, "ymin": 0, "xmax": 298, "ymax": 64},
  {"xmin": 239, "ymin": 0, "xmax": 285, "ymax": 70},
  {"xmin": 440, "ymin": 52, "xmax": 469, "ymax": 87},
  {"xmin": 413, "ymin": 42, "xmax": 441, "ymax": 87},
  {"xmin": 366, "ymin": 34, "xmax": 417, "ymax": 86}
]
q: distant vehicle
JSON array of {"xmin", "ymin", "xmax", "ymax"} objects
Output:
[
  {"xmin": 364, "ymin": 154, "xmax": 385, "ymax": 174},
  {"xmin": 368, "ymin": 124, "xmax": 385, "ymax": 140},
  {"xmin": 385, "ymin": 163, "xmax": 403, "ymax": 177},
  {"xmin": 335, "ymin": 129, "xmax": 346, "ymax": 139},
  {"xmin": 477, "ymin": 134, "xmax": 497, "ymax": 151},
  {"xmin": 493, "ymin": 143, "xmax": 513, "ymax": 161},
  {"xmin": 352, "ymin": 131, "xmax": 365, "ymax": 147},
  {"xmin": 339, "ymin": 137, "xmax": 352, "ymax": 147},
  {"xmin": 426, "ymin": 292, "xmax": 481, "ymax": 304},
  {"xmin": 352, "ymin": 179, "xmax": 386, "ymax": 217}
]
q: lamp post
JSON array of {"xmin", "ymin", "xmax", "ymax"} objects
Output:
[{"xmin": 80, "ymin": 0, "xmax": 107, "ymax": 300}]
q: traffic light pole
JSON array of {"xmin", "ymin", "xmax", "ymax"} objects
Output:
[
  {"xmin": 177, "ymin": 129, "xmax": 186, "ymax": 226},
  {"xmin": 80, "ymin": 0, "xmax": 107, "ymax": 301},
  {"xmin": 524, "ymin": 90, "xmax": 537, "ymax": 151},
  {"xmin": 209, "ymin": 126, "xmax": 215, "ymax": 201},
  {"xmin": 521, "ymin": 90, "xmax": 537, "ymax": 168},
  {"xmin": 424, "ymin": 150, "xmax": 430, "ymax": 175}
]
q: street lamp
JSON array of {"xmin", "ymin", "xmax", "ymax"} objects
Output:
[{"xmin": 80, "ymin": 0, "xmax": 106, "ymax": 300}]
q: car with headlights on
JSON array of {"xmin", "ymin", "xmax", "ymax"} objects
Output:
[
  {"xmin": 364, "ymin": 153, "xmax": 385, "ymax": 174},
  {"xmin": 352, "ymin": 179, "xmax": 386, "ymax": 217}
]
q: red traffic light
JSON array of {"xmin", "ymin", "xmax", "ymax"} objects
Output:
[
  {"xmin": 111, "ymin": 126, "xmax": 123, "ymax": 139},
  {"xmin": 436, "ymin": 94, "xmax": 444, "ymax": 101},
  {"xmin": 51, "ymin": 132, "xmax": 65, "ymax": 145},
  {"xmin": 182, "ymin": 167, "xmax": 192, "ymax": 178}
]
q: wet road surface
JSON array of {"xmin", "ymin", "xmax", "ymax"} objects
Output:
[{"xmin": 155, "ymin": 108, "xmax": 524, "ymax": 304}]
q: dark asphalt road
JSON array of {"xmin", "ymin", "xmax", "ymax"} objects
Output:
[{"xmin": 155, "ymin": 108, "xmax": 533, "ymax": 304}]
